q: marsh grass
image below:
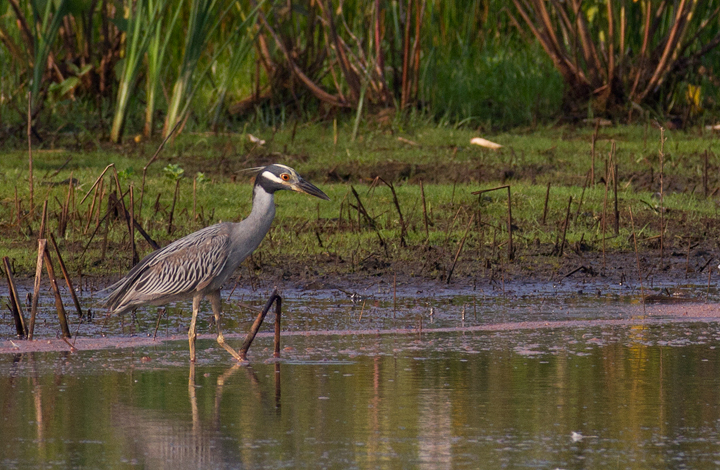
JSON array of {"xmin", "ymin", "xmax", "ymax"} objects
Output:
[{"xmin": 2, "ymin": 123, "xmax": 720, "ymax": 279}]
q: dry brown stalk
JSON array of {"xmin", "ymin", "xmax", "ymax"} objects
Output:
[
  {"xmin": 28, "ymin": 92, "xmax": 33, "ymax": 219},
  {"xmin": 49, "ymin": 233, "xmax": 83, "ymax": 319},
  {"xmin": 239, "ymin": 289, "xmax": 281, "ymax": 361},
  {"xmin": 629, "ymin": 207, "xmax": 646, "ymax": 314},
  {"xmin": 541, "ymin": 182, "xmax": 550, "ymax": 225},
  {"xmin": 511, "ymin": 0, "xmax": 718, "ymax": 114},
  {"xmin": 130, "ymin": 184, "xmax": 138, "ymax": 266},
  {"xmin": 446, "ymin": 214, "xmax": 475, "ymax": 284},
  {"xmin": 472, "ymin": 185, "xmax": 514, "ymax": 261},
  {"xmin": 558, "ymin": 196, "xmax": 573, "ymax": 257},
  {"xmin": 28, "ymin": 239, "xmax": 46, "ymax": 339},
  {"xmin": 421, "ymin": 180, "xmax": 429, "ymax": 242},
  {"xmin": 3, "ymin": 256, "xmax": 27, "ymax": 338},
  {"xmin": 659, "ymin": 127, "xmax": 666, "ymax": 268},
  {"xmin": 42, "ymin": 246, "xmax": 72, "ymax": 338}
]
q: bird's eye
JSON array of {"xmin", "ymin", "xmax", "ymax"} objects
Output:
[{"xmin": 280, "ymin": 173, "xmax": 290, "ymax": 181}]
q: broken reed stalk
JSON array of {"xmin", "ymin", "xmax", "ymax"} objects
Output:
[
  {"xmin": 101, "ymin": 193, "xmax": 111, "ymax": 262},
  {"xmin": 94, "ymin": 178, "xmax": 105, "ymax": 230},
  {"xmin": 84, "ymin": 178, "xmax": 100, "ymax": 234},
  {"xmin": 49, "ymin": 234, "xmax": 83, "ymax": 319},
  {"xmin": 59, "ymin": 173, "xmax": 73, "ymax": 236},
  {"xmin": 43, "ymin": 247, "xmax": 72, "ymax": 338},
  {"xmin": 601, "ymin": 153, "xmax": 610, "ymax": 270},
  {"xmin": 81, "ymin": 188, "xmax": 130, "ymax": 259},
  {"xmin": 139, "ymin": 119, "xmax": 182, "ymax": 218},
  {"xmin": 421, "ymin": 180, "xmax": 429, "ymax": 242},
  {"xmin": 82, "ymin": 165, "xmax": 133, "ymax": 250},
  {"xmin": 110, "ymin": 168, "xmax": 133, "ymax": 245},
  {"xmin": 350, "ymin": 185, "xmax": 388, "ymax": 256},
  {"xmin": 447, "ymin": 214, "xmax": 475, "ymax": 284},
  {"xmin": 3, "ymin": 256, "xmax": 27, "ymax": 338},
  {"xmin": 129, "ymin": 184, "xmax": 138, "ymax": 266},
  {"xmin": 28, "ymin": 91, "xmax": 34, "ymax": 219},
  {"xmin": 660, "ymin": 127, "xmax": 665, "ymax": 269},
  {"xmin": 659, "ymin": 127, "xmax": 666, "ymax": 269},
  {"xmin": 574, "ymin": 170, "xmax": 591, "ymax": 226},
  {"xmin": 558, "ymin": 196, "xmax": 573, "ymax": 257},
  {"xmin": 704, "ymin": 149, "xmax": 709, "ymax": 198},
  {"xmin": 444, "ymin": 206, "xmax": 464, "ymax": 241},
  {"xmin": 338, "ymin": 188, "xmax": 350, "ymax": 230},
  {"xmin": 471, "ymin": 185, "xmax": 513, "ymax": 261},
  {"xmin": 28, "ymin": 239, "xmax": 46, "ymax": 339},
  {"xmin": 14, "ymin": 186, "xmax": 20, "ymax": 227},
  {"xmin": 378, "ymin": 177, "xmax": 407, "ymax": 247},
  {"xmin": 541, "ymin": 182, "xmax": 550, "ymax": 225},
  {"xmin": 629, "ymin": 207, "xmax": 646, "ymax": 314},
  {"xmin": 350, "ymin": 185, "xmax": 375, "ymax": 228},
  {"xmin": 168, "ymin": 177, "xmax": 181, "ymax": 235},
  {"xmin": 590, "ymin": 132, "xmax": 596, "ymax": 187},
  {"xmin": 80, "ymin": 164, "xmax": 115, "ymax": 205},
  {"xmin": 38, "ymin": 199, "xmax": 48, "ymax": 240},
  {"xmin": 239, "ymin": 289, "xmax": 281, "ymax": 360},
  {"xmin": 612, "ymin": 141, "xmax": 619, "ymax": 235}
]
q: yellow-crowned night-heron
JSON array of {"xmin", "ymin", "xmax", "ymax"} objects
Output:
[{"xmin": 103, "ymin": 164, "xmax": 329, "ymax": 361}]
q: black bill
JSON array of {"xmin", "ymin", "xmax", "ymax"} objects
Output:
[{"xmin": 295, "ymin": 178, "xmax": 330, "ymax": 200}]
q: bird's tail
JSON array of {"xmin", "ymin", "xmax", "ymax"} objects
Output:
[{"xmin": 98, "ymin": 277, "xmax": 134, "ymax": 313}]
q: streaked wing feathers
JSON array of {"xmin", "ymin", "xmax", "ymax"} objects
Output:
[{"xmin": 104, "ymin": 224, "xmax": 231, "ymax": 313}]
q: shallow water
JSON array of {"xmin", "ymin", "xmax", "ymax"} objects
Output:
[{"xmin": 2, "ymin": 279, "xmax": 720, "ymax": 468}]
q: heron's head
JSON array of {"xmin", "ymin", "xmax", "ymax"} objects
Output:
[{"xmin": 255, "ymin": 164, "xmax": 330, "ymax": 200}]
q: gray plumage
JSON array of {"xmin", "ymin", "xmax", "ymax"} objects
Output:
[{"xmin": 102, "ymin": 163, "xmax": 329, "ymax": 361}]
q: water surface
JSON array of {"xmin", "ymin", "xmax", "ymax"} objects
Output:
[{"xmin": 2, "ymin": 280, "xmax": 720, "ymax": 468}]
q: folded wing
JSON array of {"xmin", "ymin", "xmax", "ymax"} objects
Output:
[{"xmin": 103, "ymin": 224, "xmax": 232, "ymax": 314}]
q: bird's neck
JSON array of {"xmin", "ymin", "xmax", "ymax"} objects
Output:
[{"xmin": 247, "ymin": 184, "xmax": 276, "ymax": 227}]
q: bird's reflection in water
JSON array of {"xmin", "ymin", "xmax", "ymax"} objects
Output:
[{"xmin": 112, "ymin": 363, "xmax": 282, "ymax": 469}]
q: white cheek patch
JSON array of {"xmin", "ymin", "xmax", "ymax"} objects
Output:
[{"xmin": 261, "ymin": 171, "xmax": 286, "ymax": 184}]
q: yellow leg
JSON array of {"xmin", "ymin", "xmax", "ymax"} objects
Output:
[
  {"xmin": 208, "ymin": 291, "xmax": 245, "ymax": 362},
  {"xmin": 188, "ymin": 294, "xmax": 201, "ymax": 362}
]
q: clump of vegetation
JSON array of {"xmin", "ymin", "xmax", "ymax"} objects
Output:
[
  {"xmin": 510, "ymin": 1, "xmax": 720, "ymax": 118},
  {"xmin": 2, "ymin": 0, "xmax": 718, "ymax": 144}
]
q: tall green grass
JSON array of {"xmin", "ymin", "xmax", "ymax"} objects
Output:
[{"xmin": 3, "ymin": 0, "xmax": 720, "ymax": 138}]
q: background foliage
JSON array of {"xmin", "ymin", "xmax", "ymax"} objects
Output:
[{"xmin": 1, "ymin": 0, "xmax": 720, "ymax": 142}]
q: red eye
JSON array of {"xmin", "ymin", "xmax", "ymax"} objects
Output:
[{"xmin": 281, "ymin": 173, "xmax": 290, "ymax": 181}]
